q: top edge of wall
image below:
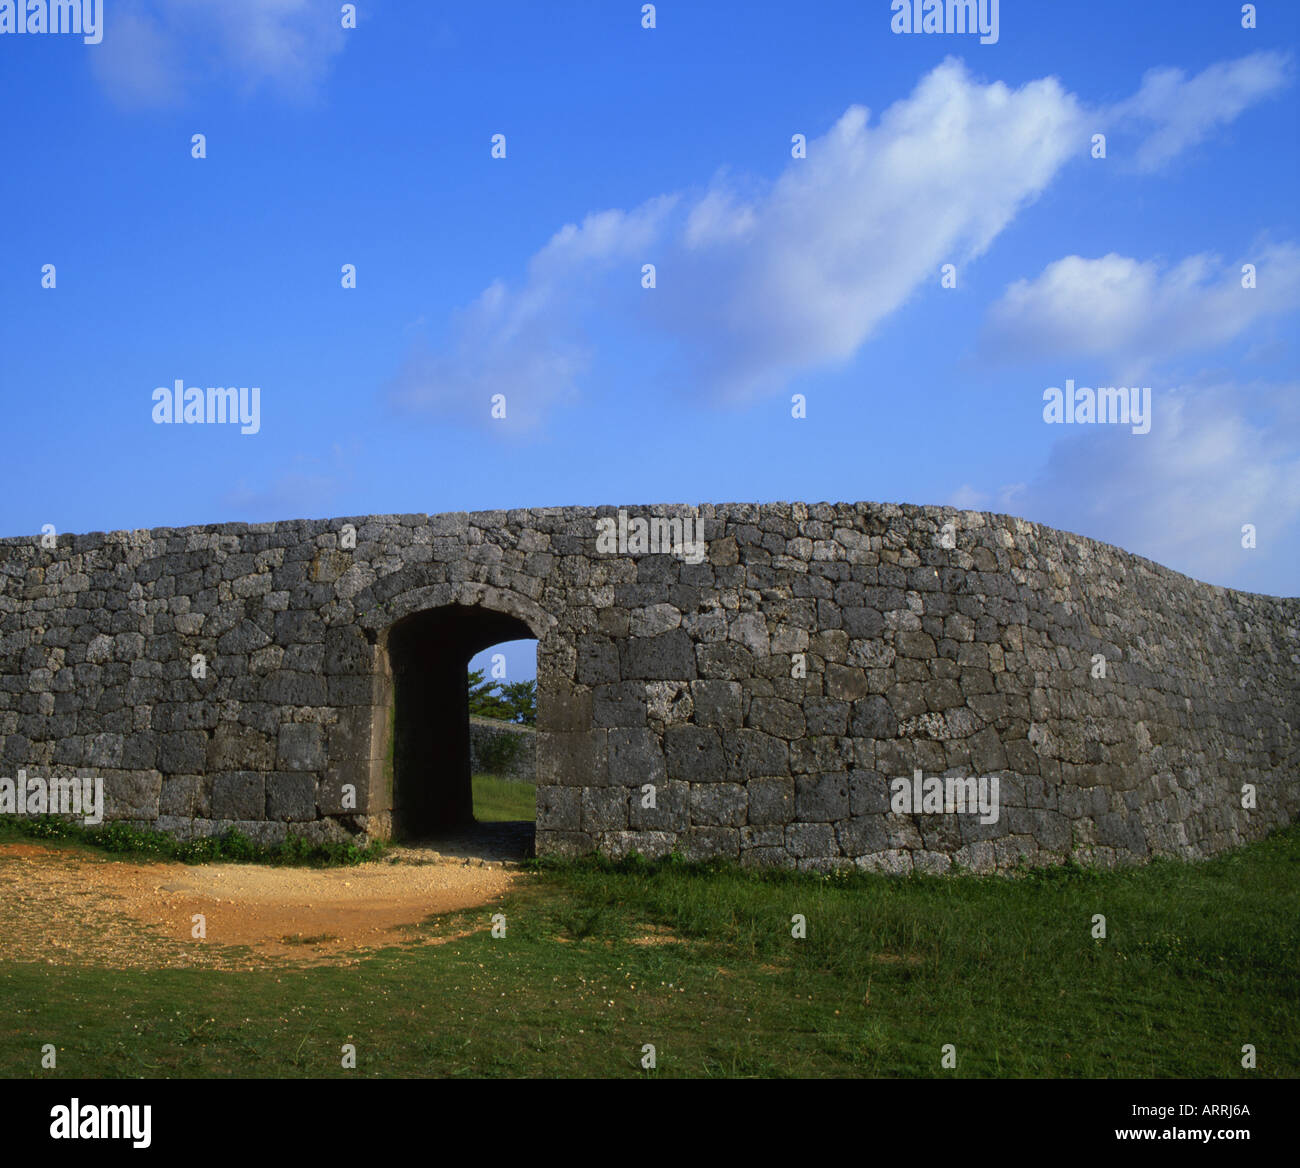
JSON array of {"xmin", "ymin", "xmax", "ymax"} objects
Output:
[{"xmin": 0, "ymin": 502, "xmax": 1295, "ymax": 604}]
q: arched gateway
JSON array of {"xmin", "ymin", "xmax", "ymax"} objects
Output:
[
  {"xmin": 0, "ymin": 503, "xmax": 1294, "ymax": 872},
  {"xmin": 359, "ymin": 579, "xmax": 552, "ymax": 839}
]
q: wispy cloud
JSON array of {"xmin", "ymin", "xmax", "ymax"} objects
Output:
[
  {"xmin": 386, "ymin": 200, "xmax": 677, "ymax": 434},
  {"xmin": 982, "ymin": 243, "xmax": 1300, "ymax": 375},
  {"xmin": 948, "ymin": 482, "xmax": 1027, "ymax": 514},
  {"xmin": 955, "ymin": 381, "xmax": 1300, "ymax": 593},
  {"xmin": 389, "ymin": 58, "xmax": 1085, "ymax": 422},
  {"xmin": 389, "ymin": 52, "xmax": 1292, "ymax": 429},
  {"xmin": 1102, "ymin": 51, "xmax": 1293, "ymax": 171},
  {"xmin": 91, "ymin": 0, "xmax": 348, "ymax": 108},
  {"xmin": 646, "ymin": 61, "xmax": 1083, "ymax": 401}
]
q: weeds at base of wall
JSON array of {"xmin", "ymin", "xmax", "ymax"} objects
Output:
[
  {"xmin": 0, "ymin": 815, "xmax": 387, "ymax": 868},
  {"xmin": 523, "ymin": 849, "xmax": 907, "ymax": 888},
  {"xmin": 525, "ymin": 846, "xmax": 1192, "ymax": 888}
]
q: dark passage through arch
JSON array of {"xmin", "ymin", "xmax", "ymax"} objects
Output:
[{"xmin": 385, "ymin": 604, "xmax": 534, "ymax": 839}]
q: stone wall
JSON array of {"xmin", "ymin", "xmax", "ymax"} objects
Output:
[
  {"xmin": 0, "ymin": 502, "xmax": 1294, "ymax": 871},
  {"xmin": 470, "ymin": 716, "xmax": 536, "ymax": 784}
]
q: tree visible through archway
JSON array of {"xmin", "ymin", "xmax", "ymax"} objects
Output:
[{"xmin": 385, "ymin": 604, "xmax": 534, "ymax": 839}]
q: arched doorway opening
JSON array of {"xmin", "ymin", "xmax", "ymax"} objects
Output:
[{"xmin": 385, "ymin": 604, "xmax": 534, "ymax": 840}]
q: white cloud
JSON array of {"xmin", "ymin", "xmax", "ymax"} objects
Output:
[
  {"xmin": 947, "ymin": 482, "xmax": 1027, "ymax": 513},
  {"xmin": 998, "ymin": 382, "xmax": 1300, "ymax": 593},
  {"xmin": 652, "ymin": 63, "xmax": 1085, "ymax": 400},
  {"xmin": 392, "ymin": 58, "xmax": 1085, "ymax": 419},
  {"xmin": 91, "ymin": 0, "xmax": 347, "ymax": 108},
  {"xmin": 1104, "ymin": 51, "xmax": 1293, "ymax": 171},
  {"xmin": 983, "ymin": 244, "xmax": 1300, "ymax": 374},
  {"xmin": 386, "ymin": 199, "xmax": 677, "ymax": 433},
  {"xmin": 391, "ymin": 52, "xmax": 1294, "ymax": 425}
]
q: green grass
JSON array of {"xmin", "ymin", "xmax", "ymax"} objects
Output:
[
  {"xmin": 471, "ymin": 774, "xmax": 536, "ymax": 822},
  {"xmin": 1, "ymin": 824, "xmax": 1296, "ymax": 1078}
]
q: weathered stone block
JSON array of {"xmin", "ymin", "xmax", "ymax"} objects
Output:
[
  {"xmin": 621, "ymin": 629, "xmax": 697, "ymax": 681},
  {"xmin": 608, "ymin": 727, "xmax": 666, "ymax": 787},
  {"xmin": 849, "ymin": 770, "xmax": 891, "ymax": 814},
  {"xmin": 722, "ymin": 728, "xmax": 789, "ymax": 781},
  {"xmin": 277, "ymin": 723, "xmax": 326, "ymax": 771},
  {"xmin": 805, "ymin": 697, "xmax": 850, "ymax": 736},
  {"xmin": 599, "ymin": 830, "xmax": 677, "ymax": 859},
  {"xmin": 851, "ymin": 695, "xmax": 897, "ymax": 739},
  {"xmin": 747, "ymin": 697, "xmax": 805, "ymax": 739},
  {"xmin": 211, "ymin": 771, "xmax": 265, "ymax": 820},
  {"xmin": 208, "ymin": 722, "xmax": 276, "ymax": 771},
  {"xmin": 628, "ymin": 779, "xmax": 688, "ymax": 831},
  {"xmin": 690, "ymin": 680, "xmax": 743, "ymax": 730},
  {"xmin": 158, "ymin": 731, "xmax": 207, "ymax": 774},
  {"xmin": 159, "ymin": 774, "xmax": 208, "ymax": 818},
  {"xmin": 747, "ymin": 777, "xmax": 794, "ymax": 825},
  {"xmin": 796, "ymin": 773, "xmax": 850, "ymax": 821},
  {"xmin": 837, "ymin": 815, "xmax": 889, "ymax": 856},
  {"xmin": 680, "ymin": 827, "xmax": 739, "ymax": 860},
  {"xmin": 689, "ymin": 782, "xmax": 747, "ymax": 826},
  {"xmin": 663, "ymin": 725, "xmax": 724, "ymax": 782},
  {"xmin": 266, "ymin": 773, "xmax": 317, "ymax": 821},
  {"xmin": 86, "ymin": 733, "xmax": 123, "ymax": 768},
  {"xmin": 319, "ymin": 765, "xmax": 368, "ymax": 815},
  {"xmin": 581, "ymin": 786, "xmax": 628, "ymax": 833},
  {"xmin": 576, "ymin": 637, "xmax": 619, "ymax": 685},
  {"xmin": 825, "ymin": 663, "xmax": 868, "ymax": 701},
  {"xmin": 786, "ymin": 822, "xmax": 839, "ymax": 858},
  {"xmin": 536, "ymin": 784, "xmax": 580, "ymax": 831},
  {"xmin": 537, "ymin": 729, "xmax": 606, "ymax": 786},
  {"xmin": 592, "ymin": 682, "xmax": 647, "ymax": 727},
  {"xmin": 102, "ymin": 770, "xmax": 162, "ymax": 820}
]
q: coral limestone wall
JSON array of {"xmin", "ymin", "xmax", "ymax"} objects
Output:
[{"xmin": 0, "ymin": 502, "xmax": 1294, "ymax": 872}]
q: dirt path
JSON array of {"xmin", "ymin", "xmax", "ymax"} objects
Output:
[{"xmin": 0, "ymin": 842, "xmax": 520, "ymax": 970}]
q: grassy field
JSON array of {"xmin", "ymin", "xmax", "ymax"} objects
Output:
[
  {"xmin": 0, "ymin": 823, "xmax": 1295, "ymax": 1078},
  {"xmin": 471, "ymin": 775, "xmax": 536, "ymax": 822}
]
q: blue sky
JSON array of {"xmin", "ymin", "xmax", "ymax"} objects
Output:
[{"xmin": 2, "ymin": 0, "xmax": 1297, "ymax": 683}]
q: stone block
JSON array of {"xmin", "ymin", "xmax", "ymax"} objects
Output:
[
  {"xmin": 786, "ymin": 822, "xmax": 839, "ymax": 858},
  {"xmin": 690, "ymin": 680, "xmax": 743, "ymax": 730},
  {"xmin": 628, "ymin": 779, "xmax": 688, "ymax": 831},
  {"xmin": 620, "ymin": 629, "xmax": 697, "ymax": 681},
  {"xmin": 608, "ymin": 727, "xmax": 666, "ymax": 787},
  {"xmin": 663, "ymin": 725, "xmax": 724, "ymax": 782},
  {"xmin": 267, "ymin": 773, "xmax": 317, "ymax": 822},
  {"xmin": 581, "ymin": 786, "xmax": 628, "ymax": 833},
  {"xmin": 160, "ymin": 774, "xmax": 208, "ymax": 818},
  {"xmin": 158, "ymin": 730, "xmax": 207, "ymax": 774},
  {"xmin": 211, "ymin": 771, "xmax": 266, "ymax": 820},
  {"xmin": 536, "ymin": 785, "xmax": 580, "ymax": 831},
  {"xmin": 689, "ymin": 782, "xmax": 747, "ymax": 826},
  {"xmin": 796, "ymin": 773, "xmax": 850, "ymax": 821},
  {"xmin": 277, "ymin": 723, "xmax": 326, "ymax": 771}
]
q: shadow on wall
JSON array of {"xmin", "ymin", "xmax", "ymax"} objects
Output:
[{"xmin": 384, "ymin": 604, "xmax": 533, "ymax": 839}]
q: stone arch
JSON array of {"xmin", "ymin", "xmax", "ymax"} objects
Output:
[
  {"xmin": 356, "ymin": 575, "xmax": 556, "ymax": 644},
  {"xmin": 361, "ymin": 576, "xmax": 554, "ymax": 840}
]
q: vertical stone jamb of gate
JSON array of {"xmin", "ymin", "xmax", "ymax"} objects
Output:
[
  {"xmin": 319, "ymin": 621, "xmax": 386, "ymax": 837},
  {"xmin": 359, "ymin": 634, "xmax": 395, "ymax": 838},
  {"xmin": 535, "ymin": 682, "xmax": 605, "ymax": 857},
  {"xmin": 533, "ymin": 561, "xmax": 608, "ymax": 857}
]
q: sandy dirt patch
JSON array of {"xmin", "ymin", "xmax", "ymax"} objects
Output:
[{"xmin": 0, "ymin": 842, "xmax": 519, "ymax": 970}]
